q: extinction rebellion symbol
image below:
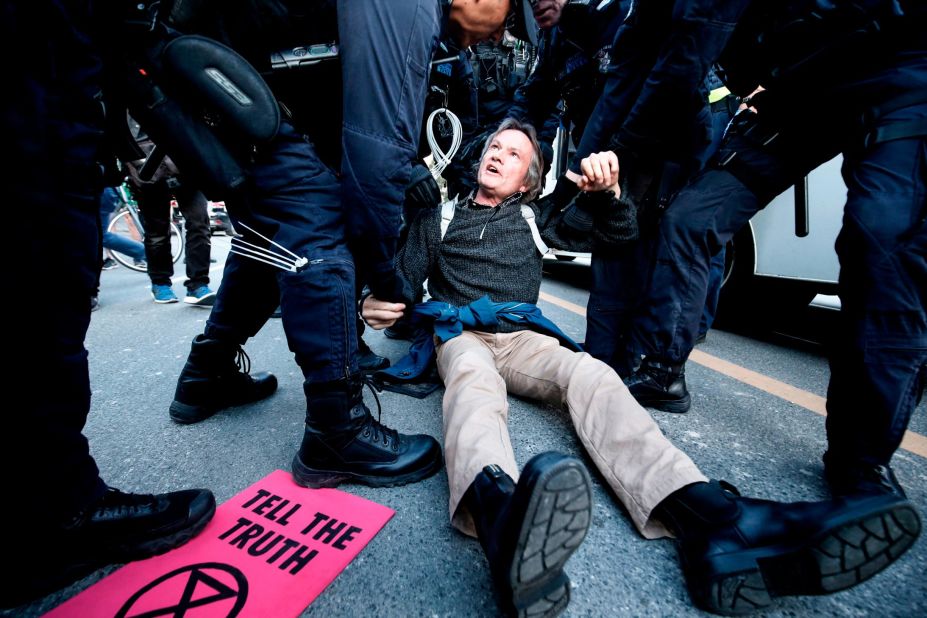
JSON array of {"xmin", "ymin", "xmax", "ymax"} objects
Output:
[{"xmin": 115, "ymin": 562, "xmax": 249, "ymax": 618}]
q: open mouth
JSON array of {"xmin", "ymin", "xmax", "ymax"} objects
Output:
[{"xmin": 485, "ymin": 164, "xmax": 500, "ymax": 175}]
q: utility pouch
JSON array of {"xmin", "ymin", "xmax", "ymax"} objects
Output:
[
  {"xmin": 122, "ymin": 66, "xmax": 248, "ymax": 198},
  {"xmin": 160, "ymin": 35, "xmax": 280, "ymax": 145}
]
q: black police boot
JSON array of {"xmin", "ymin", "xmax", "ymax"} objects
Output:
[
  {"xmin": 169, "ymin": 334, "xmax": 278, "ymax": 424},
  {"xmin": 292, "ymin": 376, "xmax": 443, "ymax": 488},
  {"xmin": 2, "ymin": 487, "xmax": 215, "ymax": 609},
  {"xmin": 624, "ymin": 357, "xmax": 691, "ymax": 413},
  {"xmin": 654, "ymin": 480, "xmax": 921, "ymax": 615},
  {"xmin": 357, "ymin": 336, "xmax": 390, "ymax": 373},
  {"xmin": 463, "ymin": 453, "xmax": 592, "ymax": 618},
  {"xmin": 824, "ymin": 461, "xmax": 907, "ymax": 498}
]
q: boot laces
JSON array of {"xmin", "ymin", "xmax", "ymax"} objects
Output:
[
  {"xmin": 358, "ymin": 376, "xmax": 400, "ymax": 451},
  {"xmin": 235, "ymin": 347, "xmax": 252, "ymax": 374}
]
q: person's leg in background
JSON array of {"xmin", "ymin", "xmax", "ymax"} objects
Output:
[
  {"xmin": 696, "ymin": 247, "xmax": 725, "ymax": 343},
  {"xmin": 134, "ymin": 180, "xmax": 178, "ymax": 303},
  {"xmin": 626, "ymin": 107, "xmax": 841, "ymax": 413},
  {"xmin": 696, "ymin": 94, "xmax": 738, "ymax": 343},
  {"xmin": 99, "ymin": 186, "xmax": 147, "ymax": 268},
  {"xmin": 584, "ymin": 240, "xmax": 655, "ymax": 376},
  {"xmin": 175, "ymin": 186, "xmax": 216, "ymax": 306},
  {"xmin": 356, "ymin": 311, "xmax": 389, "ymax": 371},
  {"xmin": 823, "ymin": 102, "xmax": 927, "ymax": 497}
]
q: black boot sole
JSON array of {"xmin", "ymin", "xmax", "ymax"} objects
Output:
[
  {"xmin": 290, "ymin": 450, "xmax": 444, "ymax": 489},
  {"xmin": 169, "ymin": 374, "xmax": 278, "ymax": 424},
  {"xmin": 694, "ymin": 500, "xmax": 921, "ymax": 615},
  {"xmin": 635, "ymin": 393, "xmax": 691, "ymax": 414},
  {"xmin": 508, "ymin": 457, "xmax": 593, "ymax": 618}
]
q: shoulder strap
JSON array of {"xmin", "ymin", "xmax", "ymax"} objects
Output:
[
  {"xmin": 521, "ymin": 205, "xmax": 551, "ymax": 255},
  {"xmin": 440, "ymin": 199, "xmax": 456, "ymax": 240},
  {"xmin": 440, "ymin": 200, "xmax": 549, "ymax": 255}
]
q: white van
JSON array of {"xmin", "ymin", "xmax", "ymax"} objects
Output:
[
  {"xmin": 544, "ymin": 131, "xmax": 845, "ymax": 318},
  {"xmin": 718, "ymin": 155, "xmax": 843, "ymax": 318}
]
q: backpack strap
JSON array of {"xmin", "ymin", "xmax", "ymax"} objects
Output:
[
  {"xmin": 440, "ymin": 199, "xmax": 456, "ymax": 240},
  {"xmin": 439, "ymin": 199, "xmax": 549, "ymax": 255},
  {"xmin": 520, "ymin": 204, "xmax": 551, "ymax": 255}
]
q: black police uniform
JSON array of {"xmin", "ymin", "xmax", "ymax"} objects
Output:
[
  {"xmin": 568, "ymin": 0, "xmax": 750, "ymax": 376},
  {"xmin": 630, "ymin": 1, "xmax": 927, "ymax": 490}
]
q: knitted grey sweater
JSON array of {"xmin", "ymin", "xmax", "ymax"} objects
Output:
[{"xmin": 397, "ymin": 196, "xmax": 543, "ymax": 333}]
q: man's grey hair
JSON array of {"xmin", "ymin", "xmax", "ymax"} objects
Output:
[{"xmin": 475, "ymin": 118, "xmax": 545, "ymax": 202}]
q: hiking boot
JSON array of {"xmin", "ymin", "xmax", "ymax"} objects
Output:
[
  {"xmin": 624, "ymin": 358, "xmax": 691, "ymax": 413},
  {"xmin": 463, "ymin": 453, "xmax": 592, "ymax": 617},
  {"xmin": 169, "ymin": 335, "xmax": 278, "ymax": 424},
  {"xmin": 1, "ymin": 486, "xmax": 215, "ymax": 608},
  {"xmin": 184, "ymin": 285, "xmax": 217, "ymax": 307},
  {"xmin": 655, "ymin": 480, "xmax": 921, "ymax": 615},
  {"xmin": 357, "ymin": 337, "xmax": 390, "ymax": 373},
  {"xmin": 292, "ymin": 376, "xmax": 442, "ymax": 488},
  {"xmin": 151, "ymin": 284, "xmax": 179, "ymax": 304}
]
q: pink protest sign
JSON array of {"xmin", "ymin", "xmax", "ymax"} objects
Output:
[{"xmin": 45, "ymin": 470, "xmax": 394, "ymax": 617}]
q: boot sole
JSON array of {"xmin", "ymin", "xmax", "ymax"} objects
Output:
[
  {"xmin": 169, "ymin": 379, "xmax": 278, "ymax": 424},
  {"xmin": 509, "ymin": 458, "xmax": 593, "ymax": 618},
  {"xmin": 638, "ymin": 393, "xmax": 691, "ymax": 414},
  {"xmin": 290, "ymin": 451, "xmax": 444, "ymax": 489},
  {"xmin": 169, "ymin": 400, "xmax": 220, "ymax": 424},
  {"xmin": 695, "ymin": 501, "xmax": 921, "ymax": 615}
]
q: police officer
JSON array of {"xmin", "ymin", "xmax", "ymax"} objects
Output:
[
  {"xmin": 557, "ymin": 0, "xmax": 737, "ymax": 385},
  {"xmin": 164, "ymin": 0, "xmax": 536, "ymax": 490},
  {"xmin": 4, "ymin": 0, "xmax": 216, "ymax": 607},
  {"xmin": 444, "ymin": 0, "xmax": 629, "ymax": 202},
  {"xmin": 623, "ymin": 1, "xmax": 927, "ymax": 499},
  {"xmin": 507, "ymin": 0, "xmax": 630, "ymax": 170}
]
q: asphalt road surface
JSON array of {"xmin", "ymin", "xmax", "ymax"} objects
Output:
[{"xmin": 10, "ymin": 237, "xmax": 925, "ymax": 617}]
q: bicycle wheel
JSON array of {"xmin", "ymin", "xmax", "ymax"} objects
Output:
[
  {"xmin": 107, "ymin": 209, "xmax": 147, "ymax": 272},
  {"xmin": 170, "ymin": 221, "xmax": 185, "ymax": 265}
]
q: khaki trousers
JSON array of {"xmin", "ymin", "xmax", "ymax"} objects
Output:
[{"xmin": 436, "ymin": 330, "xmax": 707, "ymax": 539}]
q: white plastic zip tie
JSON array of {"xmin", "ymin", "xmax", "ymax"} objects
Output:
[
  {"xmin": 236, "ymin": 222, "xmax": 308, "ymax": 267},
  {"xmin": 427, "ymin": 107, "xmax": 462, "ymax": 179},
  {"xmin": 229, "ymin": 243, "xmax": 299, "ymax": 272},
  {"xmin": 227, "ymin": 220, "xmax": 309, "ymax": 271}
]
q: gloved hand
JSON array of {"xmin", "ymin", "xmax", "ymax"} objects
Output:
[{"xmin": 404, "ymin": 163, "xmax": 441, "ymax": 212}]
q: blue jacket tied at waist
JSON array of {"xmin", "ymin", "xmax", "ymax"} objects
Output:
[{"xmin": 377, "ymin": 296, "xmax": 583, "ymax": 386}]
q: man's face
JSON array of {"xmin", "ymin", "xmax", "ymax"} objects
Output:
[
  {"xmin": 532, "ymin": 0, "xmax": 567, "ymax": 29},
  {"xmin": 476, "ymin": 129, "xmax": 533, "ymax": 204},
  {"xmin": 448, "ymin": 0, "xmax": 510, "ymax": 48}
]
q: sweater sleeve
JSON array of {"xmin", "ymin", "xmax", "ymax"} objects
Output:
[{"xmin": 396, "ymin": 207, "xmax": 439, "ymax": 298}]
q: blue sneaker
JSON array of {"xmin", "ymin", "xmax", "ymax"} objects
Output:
[
  {"xmin": 151, "ymin": 284, "xmax": 179, "ymax": 304},
  {"xmin": 184, "ymin": 285, "xmax": 216, "ymax": 307}
]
